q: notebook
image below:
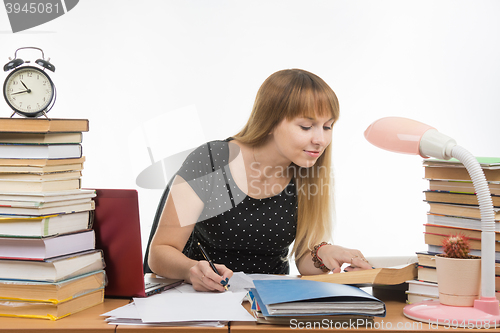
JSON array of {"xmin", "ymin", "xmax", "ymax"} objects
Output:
[{"xmin": 92, "ymin": 188, "xmax": 182, "ymax": 297}]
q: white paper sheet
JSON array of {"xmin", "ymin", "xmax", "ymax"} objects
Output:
[
  {"xmin": 106, "ymin": 319, "xmax": 225, "ymax": 327},
  {"xmin": 101, "ymin": 272, "xmax": 293, "ymax": 325},
  {"xmin": 101, "ymin": 302, "xmax": 138, "ymax": 319},
  {"xmin": 133, "ymin": 291, "xmax": 255, "ymax": 323},
  {"xmin": 102, "ymin": 300, "xmax": 227, "ymax": 327}
]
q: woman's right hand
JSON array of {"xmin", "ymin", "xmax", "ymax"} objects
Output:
[{"xmin": 189, "ymin": 261, "xmax": 233, "ymax": 292}]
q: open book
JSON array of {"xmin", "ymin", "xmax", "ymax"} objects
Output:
[{"xmin": 301, "ymin": 256, "xmax": 418, "ymax": 285}]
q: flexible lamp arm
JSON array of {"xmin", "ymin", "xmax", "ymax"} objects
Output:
[
  {"xmin": 451, "ymin": 146, "xmax": 496, "ymax": 299},
  {"xmin": 365, "ymin": 117, "xmax": 497, "ymax": 304}
]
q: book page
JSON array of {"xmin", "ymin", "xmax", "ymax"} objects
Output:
[{"xmin": 365, "ymin": 256, "xmax": 418, "ymax": 269}]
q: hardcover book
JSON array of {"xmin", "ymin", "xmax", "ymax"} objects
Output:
[
  {"xmin": 428, "ymin": 180, "xmax": 500, "ymax": 195},
  {"xmin": 0, "ymin": 288, "xmax": 103, "ymax": 320},
  {"xmin": 0, "ymin": 199, "xmax": 94, "ymax": 216},
  {"xmin": 0, "ymin": 270, "xmax": 106, "ymax": 303},
  {"xmin": 0, "ymin": 211, "xmax": 92, "ymax": 237},
  {"xmin": 0, "ymin": 118, "xmax": 89, "ymax": 133},
  {"xmin": 301, "ymin": 256, "xmax": 417, "ymax": 286},
  {"xmin": 0, "ymin": 250, "xmax": 105, "ymax": 282},
  {"xmin": 0, "ymin": 143, "xmax": 82, "ymax": 160},
  {"xmin": 0, "ymin": 230, "xmax": 95, "ymax": 260},
  {"xmin": 0, "ymin": 132, "xmax": 83, "ymax": 144}
]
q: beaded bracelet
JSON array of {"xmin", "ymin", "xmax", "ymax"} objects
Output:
[{"xmin": 311, "ymin": 242, "xmax": 331, "ymax": 272}]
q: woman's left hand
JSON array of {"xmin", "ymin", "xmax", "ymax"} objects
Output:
[{"xmin": 317, "ymin": 244, "xmax": 373, "ymax": 273}]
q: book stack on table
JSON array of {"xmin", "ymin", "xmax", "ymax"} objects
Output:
[
  {"xmin": 406, "ymin": 157, "xmax": 500, "ymax": 304},
  {"xmin": 0, "ymin": 118, "xmax": 105, "ymax": 320},
  {"xmin": 248, "ymin": 279, "xmax": 386, "ymax": 326}
]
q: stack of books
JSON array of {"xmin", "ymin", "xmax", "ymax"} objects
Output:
[
  {"xmin": 248, "ymin": 279, "xmax": 386, "ymax": 326},
  {"xmin": 406, "ymin": 157, "xmax": 500, "ymax": 304},
  {"xmin": 0, "ymin": 118, "xmax": 106, "ymax": 320}
]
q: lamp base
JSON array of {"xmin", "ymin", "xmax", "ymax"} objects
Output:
[{"xmin": 404, "ymin": 299, "xmax": 500, "ymax": 328}]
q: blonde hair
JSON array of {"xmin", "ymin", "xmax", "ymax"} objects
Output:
[{"xmin": 233, "ymin": 69, "xmax": 340, "ymax": 262}]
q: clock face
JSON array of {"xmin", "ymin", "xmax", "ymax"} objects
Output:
[{"xmin": 3, "ymin": 66, "xmax": 54, "ymax": 117}]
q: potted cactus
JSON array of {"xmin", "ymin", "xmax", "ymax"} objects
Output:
[{"xmin": 435, "ymin": 234, "xmax": 481, "ymax": 306}]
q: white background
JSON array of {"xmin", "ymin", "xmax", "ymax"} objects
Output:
[{"xmin": 2, "ymin": 0, "xmax": 500, "ymax": 274}]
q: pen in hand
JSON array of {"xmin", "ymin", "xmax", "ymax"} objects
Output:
[{"xmin": 197, "ymin": 242, "xmax": 229, "ymax": 290}]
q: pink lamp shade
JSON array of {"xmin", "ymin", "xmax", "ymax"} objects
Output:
[{"xmin": 364, "ymin": 117, "xmax": 435, "ymax": 157}]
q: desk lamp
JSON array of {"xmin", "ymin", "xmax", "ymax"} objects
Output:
[{"xmin": 364, "ymin": 117, "xmax": 500, "ymax": 326}]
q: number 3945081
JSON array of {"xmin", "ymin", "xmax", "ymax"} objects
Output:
[{"xmin": 5, "ymin": 2, "xmax": 60, "ymax": 14}]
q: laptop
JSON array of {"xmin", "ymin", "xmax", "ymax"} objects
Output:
[{"xmin": 92, "ymin": 188, "xmax": 182, "ymax": 297}]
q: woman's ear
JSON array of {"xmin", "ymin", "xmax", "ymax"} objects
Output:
[{"xmin": 269, "ymin": 118, "xmax": 282, "ymax": 135}]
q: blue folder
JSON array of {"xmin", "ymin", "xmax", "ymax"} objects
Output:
[{"xmin": 252, "ymin": 279, "xmax": 386, "ymax": 317}]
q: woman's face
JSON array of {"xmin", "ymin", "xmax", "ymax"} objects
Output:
[{"xmin": 271, "ymin": 113, "xmax": 334, "ymax": 168}]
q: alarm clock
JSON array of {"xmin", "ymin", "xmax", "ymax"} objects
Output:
[{"xmin": 3, "ymin": 47, "xmax": 56, "ymax": 118}]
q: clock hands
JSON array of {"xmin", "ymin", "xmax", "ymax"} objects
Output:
[
  {"xmin": 11, "ymin": 80, "xmax": 32, "ymax": 96},
  {"xmin": 11, "ymin": 90, "xmax": 30, "ymax": 95},
  {"xmin": 19, "ymin": 80, "xmax": 32, "ymax": 93}
]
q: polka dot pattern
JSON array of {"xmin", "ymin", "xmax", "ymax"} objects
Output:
[{"xmin": 178, "ymin": 140, "xmax": 297, "ymax": 274}]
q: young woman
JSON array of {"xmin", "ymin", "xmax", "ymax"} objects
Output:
[{"xmin": 148, "ymin": 69, "xmax": 372, "ymax": 292}]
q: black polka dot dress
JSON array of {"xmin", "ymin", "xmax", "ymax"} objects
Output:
[{"xmin": 178, "ymin": 140, "xmax": 297, "ymax": 274}]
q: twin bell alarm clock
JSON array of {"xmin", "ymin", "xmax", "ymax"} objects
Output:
[{"xmin": 3, "ymin": 47, "xmax": 56, "ymax": 118}]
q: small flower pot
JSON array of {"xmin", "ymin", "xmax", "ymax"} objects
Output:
[{"xmin": 435, "ymin": 255, "xmax": 481, "ymax": 307}]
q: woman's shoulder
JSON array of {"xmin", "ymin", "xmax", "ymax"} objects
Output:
[
  {"xmin": 179, "ymin": 139, "xmax": 231, "ymax": 172},
  {"xmin": 188, "ymin": 139, "xmax": 231, "ymax": 157},
  {"xmin": 207, "ymin": 139, "xmax": 232, "ymax": 150}
]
